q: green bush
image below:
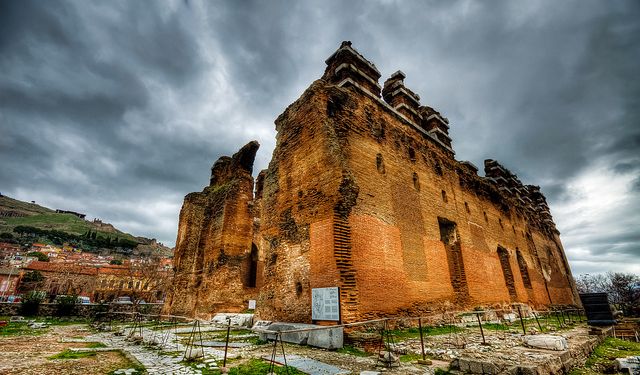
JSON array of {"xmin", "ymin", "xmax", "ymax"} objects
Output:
[
  {"xmin": 0, "ymin": 232, "xmax": 15, "ymax": 240},
  {"xmin": 20, "ymin": 291, "xmax": 45, "ymax": 316},
  {"xmin": 22, "ymin": 270, "xmax": 44, "ymax": 283},
  {"xmin": 48, "ymin": 349, "xmax": 96, "ymax": 360},
  {"xmin": 55, "ymin": 295, "xmax": 78, "ymax": 316}
]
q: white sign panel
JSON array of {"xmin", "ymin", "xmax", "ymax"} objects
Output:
[
  {"xmin": 312, "ymin": 287, "xmax": 340, "ymax": 321},
  {"xmin": 248, "ymin": 300, "xmax": 256, "ymax": 309}
]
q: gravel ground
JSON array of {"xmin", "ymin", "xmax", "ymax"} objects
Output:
[
  {"xmin": 0, "ymin": 324, "xmax": 134, "ymax": 375},
  {"xmin": 0, "ymin": 321, "xmax": 591, "ymax": 375}
]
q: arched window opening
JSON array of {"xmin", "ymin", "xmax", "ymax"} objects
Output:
[
  {"xmin": 408, "ymin": 147, "xmax": 416, "ymax": 162},
  {"xmin": 376, "ymin": 153, "xmax": 385, "ymax": 174},
  {"xmin": 246, "ymin": 244, "xmax": 259, "ymax": 288}
]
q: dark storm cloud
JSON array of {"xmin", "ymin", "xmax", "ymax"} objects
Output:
[
  {"xmin": 1, "ymin": 0, "xmax": 638, "ymax": 274},
  {"xmin": 632, "ymin": 177, "xmax": 640, "ymax": 193}
]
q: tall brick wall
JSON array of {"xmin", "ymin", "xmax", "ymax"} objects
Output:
[
  {"xmin": 165, "ymin": 41, "xmax": 580, "ymax": 323},
  {"xmin": 255, "ymin": 81, "xmax": 345, "ymax": 322},
  {"xmin": 255, "ymin": 42, "xmax": 579, "ymax": 324}
]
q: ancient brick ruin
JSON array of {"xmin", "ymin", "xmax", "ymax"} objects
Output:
[{"xmin": 163, "ymin": 41, "xmax": 580, "ymax": 323}]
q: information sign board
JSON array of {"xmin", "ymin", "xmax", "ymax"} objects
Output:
[{"xmin": 312, "ymin": 287, "xmax": 340, "ymax": 321}]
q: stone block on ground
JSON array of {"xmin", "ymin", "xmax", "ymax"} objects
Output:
[
  {"xmin": 616, "ymin": 356, "xmax": 640, "ymax": 373},
  {"xmin": 212, "ymin": 313, "xmax": 254, "ymax": 328},
  {"xmin": 257, "ymin": 322, "xmax": 343, "ymax": 349},
  {"xmin": 522, "ymin": 335, "xmax": 569, "ymax": 351}
]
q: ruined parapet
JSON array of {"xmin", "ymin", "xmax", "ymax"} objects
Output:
[
  {"xmin": 484, "ymin": 159, "xmax": 513, "ymax": 193},
  {"xmin": 323, "ymin": 40, "xmax": 382, "ymax": 97},
  {"xmin": 527, "ymin": 185, "xmax": 555, "ymax": 228},
  {"xmin": 382, "ymin": 70, "xmax": 422, "ymax": 124},
  {"xmin": 484, "ymin": 159, "xmax": 556, "ymax": 231},
  {"xmin": 324, "ymin": 41, "xmax": 454, "ymax": 157},
  {"xmin": 210, "ymin": 141, "xmax": 259, "ymax": 186},
  {"xmin": 459, "ymin": 161, "xmax": 479, "ymax": 175},
  {"xmin": 420, "ymin": 105, "xmax": 453, "ymax": 150}
]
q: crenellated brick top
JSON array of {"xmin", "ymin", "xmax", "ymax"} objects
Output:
[
  {"xmin": 484, "ymin": 159, "xmax": 555, "ymax": 230},
  {"xmin": 324, "ymin": 41, "xmax": 454, "ymax": 154},
  {"xmin": 323, "ymin": 41, "xmax": 382, "ymax": 97},
  {"xmin": 322, "ymin": 41, "xmax": 559, "ymax": 234}
]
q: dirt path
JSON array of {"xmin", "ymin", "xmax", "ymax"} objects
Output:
[{"xmin": 0, "ymin": 324, "xmax": 133, "ymax": 375}]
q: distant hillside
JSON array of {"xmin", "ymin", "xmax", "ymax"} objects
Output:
[
  {"xmin": 0, "ymin": 194, "xmax": 172, "ymax": 257},
  {"xmin": 0, "ymin": 195, "xmax": 53, "ymax": 216}
]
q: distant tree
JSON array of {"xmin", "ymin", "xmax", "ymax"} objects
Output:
[
  {"xmin": 14, "ymin": 226, "xmax": 38, "ymax": 236},
  {"xmin": 609, "ymin": 272, "xmax": 640, "ymax": 316},
  {"xmin": 120, "ymin": 256, "xmax": 172, "ymax": 305},
  {"xmin": 20, "ymin": 291, "xmax": 45, "ymax": 316},
  {"xmin": 576, "ymin": 273, "xmax": 609, "ymax": 294},
  {"xmin": 55, "ymin": 294, "xmax": 78, "ymax": 316},
  {"xmin": 22, "ymin": 270, "xmax": 44, "ymax": 283},
  {"xmin": 0, "ymin": 232, "xmax": 15, "ymax": 240},
  {"xmin": 19, "ymin": 270, "xmax": 45, "ymax": 293},
  {"xmin": 27, "ymin": 251, "xmax": 49, "ymax": 262},
  {"xmin": 576, "ymin": 272, "xmax": 640, "ymax": 317}
]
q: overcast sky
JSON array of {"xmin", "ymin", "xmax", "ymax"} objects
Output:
[{"xmin": 1, "ymin": 0, "xmax": 638, "ymax": 276}]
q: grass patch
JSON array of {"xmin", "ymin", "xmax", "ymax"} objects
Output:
[
  {"xmin": 228, "ymin": 359, "xmax": 306, "ymax": 375},
  {"xmin": 149, "ymin": 322, "xmax": 194, "ymax": 331},
  {"xmin": 39, "ymin": 317, "xmax": 90, "ymax": 326},
  {"xmin": 569, "ymin": 337, "xmax": 640, "ymax": 375},
  {"xmin": 0, "ymin": 322, "xmax": 48, "ymax": 336},
  {"xmin": 158, "ymin": 350, "xmax": 182, "ymax": 357},
  {"xmin": 481, "ymin": 323, "xmax": 510, "ymax": 331},
  {"xmin": 3, "ymin": 213, "xmax": 94, "ymax": 236},
  {"xmin": 175, "ymin": 329, "xmax": 249, "ymax": 339},
  {"xmin": 2, "ymin": 212, "xmax": 138, "ymax": 242},
  {"xmin": 180, "ymin": 358, "xmax": 221, "ymax": 375},
  {"xmin": 336, "ymin": 344, "xmax": 370, "ymax": 357},
  {"xmin": 85, "ymin": 342, "xmax": 107, "ymax": 348},
  {"xmin": 535, "ymin": 313, "xmax": 584, "ymax": 331},
  {"xmin": 248, "ymin": 337, "xmax": 269, "ymax": 345},
  {"xmin": 177, "ymin": 329, "xmax": 266, "ymax": 346},
  {"xmin": 48, "ymin": 349, "xmax": 96, "ymax": 360},
  {"xmin": 389, "ymin": 325, "xmax": 466, "ymax": 340},
  {"xmin": 400, "ymin": 352, "xmax": 429, "ymax": 362}
]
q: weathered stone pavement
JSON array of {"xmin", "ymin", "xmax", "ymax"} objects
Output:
[{"xmin": 84, "ymin": 324, "xmax": 231, "ymax": 375}]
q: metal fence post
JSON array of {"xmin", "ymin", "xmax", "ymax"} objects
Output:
[
  {"xmin": 418, "ymin": 318, "xmax": 426, "ymax": 361},
  {"xmin": 476, "ymin": 312, "xmax": 487, "ymax": 345},
  {"xmin": 517, "ymin": 306, "xmax": 526, "ymax": 335}
]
